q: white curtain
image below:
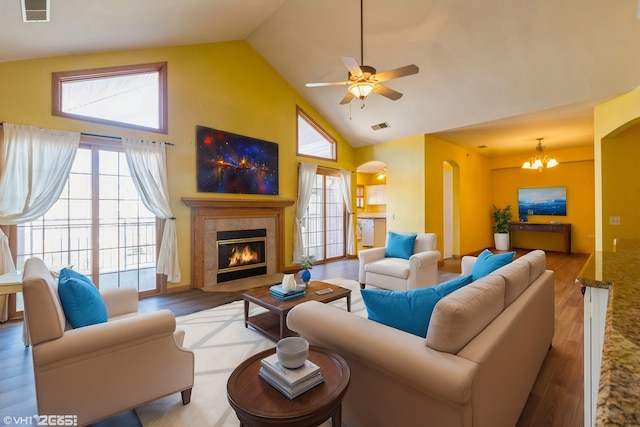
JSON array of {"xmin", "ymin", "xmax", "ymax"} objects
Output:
[
  {"xmin": 0, "ymin": 123, "xmax": 80, "ymax": 324},
  {"xmin": 0, "ymin": 124, "xmax": 80, "ymax": 223},
  {"xmin": 293, "ymin": 162, "xmax": 317, "ymax": 263},
  {"xmin": 0, "ymin": 228, "xmax": 14, "ymax": 321},
  {"xmin": 123, "ymin": 138, "xmax": 181, "ymax": 283},
  {"xmin": 340, "ymin": 169, "xmax": 355, "ymax": 256}
]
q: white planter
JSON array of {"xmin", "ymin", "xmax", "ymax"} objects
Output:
[{"xmin": 494, "ymin": 233, "xmax": 510, "ymax": 251}]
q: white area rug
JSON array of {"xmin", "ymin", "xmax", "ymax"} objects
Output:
[{"xmin": 136, "ymin": 279, "xmax": 366, "ymax": 427}]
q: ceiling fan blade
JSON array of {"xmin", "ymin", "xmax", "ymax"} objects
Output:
[
  {"xmin": 339, "ymin": 91, "xmax": 355, "ymax": 105},
  {"xmin": 306, "ymin": 81, "xmax": 351, "ymax": 87},
  {"xmin": 341, "ymin": 56, "xmax": 363, "ymax": 78},
  {"xmin": 374, "ymin": 84, "xmax": 403, "ymax": 101},
  {"xmin": 373, "ymin": 64, "xmax": 419, "ymax": 82}
]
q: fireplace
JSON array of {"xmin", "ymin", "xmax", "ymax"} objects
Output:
[
  {"xmin": 217, "ymin": 229, "xmax": 267, "ymax": 282},
  {"xmin": 182, "ymin": 198, "xmax": 294, "ymax": 289}
]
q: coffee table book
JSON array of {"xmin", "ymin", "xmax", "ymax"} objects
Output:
[
  {"xmin": 259, "ymin": 368, "xmax": 324, "ymax": 400},
  {"xmin": 261, "ymin": 353, "xmax": 320, "ymax": 385},
  {"xmin": 259, "ymin": 353, "xmax": 324, "ymax": 399},
  {"xmin": 269, "ymin": 284, "xmax": 305, "ymax": 300}
]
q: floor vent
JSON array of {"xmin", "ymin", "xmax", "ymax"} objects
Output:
[
  {"xmin": 371, "ymin": 122, "xmax": 390, "ymax": 131},
  {"xmin": 22, "ymin": 0, "xmax": 50, "ymax": 22}
]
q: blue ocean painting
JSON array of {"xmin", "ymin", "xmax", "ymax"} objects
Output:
[{"xmin": 518, "ymin": 187, "xmax": 567, "ymax": 216}]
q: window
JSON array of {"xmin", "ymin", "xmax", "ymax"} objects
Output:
[
  {"xmin": 14, "ymin": 139, "xmax": 159, "ymax": 295},
  {"xmin": 297, "ymin": 106, "xmax": 336, "ymax": 160},
  {"xmin": 52, "ymin": 62, "xmax": 168, "ymax": 134},
  {"xmin": 301, "ymin": 168, "xmax": 345, "ymax": 262}
]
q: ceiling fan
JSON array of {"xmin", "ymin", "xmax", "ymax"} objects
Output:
[{"xmin": 305, "ymin": 0, "xmax": 419, "ymax": 107}]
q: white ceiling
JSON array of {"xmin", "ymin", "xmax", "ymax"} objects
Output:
[{"xmin": 2, "ymin": 0, "xmax": 640, "ymax": 158}]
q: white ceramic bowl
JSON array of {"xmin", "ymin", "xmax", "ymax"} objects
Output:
[{"xmin": 276, "ymin": 337, "xmax": 309, "ymax": 369}]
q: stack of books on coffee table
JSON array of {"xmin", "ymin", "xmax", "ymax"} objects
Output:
[
  {"xmin": 269, "ymin": 284, "xmax": 305, "ymax": 300},
  {"xmin": 259, "ymin": 353, "xmax": 324, "ymax": 399}
]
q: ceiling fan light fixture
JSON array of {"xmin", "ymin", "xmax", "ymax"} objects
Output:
[{"xmin": 349, "ymin": 82, "xmax": 375, "ymax": 100}]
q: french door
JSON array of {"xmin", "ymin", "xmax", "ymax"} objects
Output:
[
  {"xmin": 302, "ymin": 168, "xmax": 346, "ymax": 262},
  {"xmin": 13, "ymin": 140, "xmax": 159, "ymax": 299}
]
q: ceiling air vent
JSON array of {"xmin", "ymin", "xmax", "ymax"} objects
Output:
[
  {"xmin": 371, "ymin": 122, "xmax": 390, "ymax": 131},
  {"xmin": 21, "ymin": 0, "xmax": 50, "ymax": 22}
]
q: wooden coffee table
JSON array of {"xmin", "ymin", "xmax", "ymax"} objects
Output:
[
  {"xmin": 227, "ymin": 346, "xmax": 350, "ymax": 427},
  {"xmin": 243, "ymin": 280, "xmax": 351, "ymax": 341}
]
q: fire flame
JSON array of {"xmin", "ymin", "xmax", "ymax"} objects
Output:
[{"xmin": 228, "ymin": 245, "xmax": 260, "ymax": 267}]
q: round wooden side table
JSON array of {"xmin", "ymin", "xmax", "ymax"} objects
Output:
[{"xmin": 227, "ymin": 346, "xmax": 350, "ymax": 427}]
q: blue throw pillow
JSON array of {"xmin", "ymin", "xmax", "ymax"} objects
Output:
[
  {"xmin": 361, "ymin": 274, "xmax": 474, "ymax": 337},
  {"xmin": 470, "ymin": 249, "xmax": 515, "ymax": 281},
  {"xmin": 58, "ymin": 268, "xmax": 108, "ymax": 328},
  {"xmin": 385, "ymin": 231, "xmax": 418, "ymax": 259}
]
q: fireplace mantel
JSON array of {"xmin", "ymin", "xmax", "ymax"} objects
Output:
[
  {"xmin": 182, "ymin": 197, "xmax": 294, "ymax": 288},
  {"xmin": 182, "ymin": 198, "xmax": 294, "ymax": 210}
]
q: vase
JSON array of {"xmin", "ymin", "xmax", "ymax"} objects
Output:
[
  {"xmin": 301, "ymin": 269, "xmax": 311, "ymax": 285},
  {"xmin": 494, "ymin": 233, "xmax": 510, "ymax": 251}
]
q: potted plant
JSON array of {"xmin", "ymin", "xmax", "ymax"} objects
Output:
[
  {"xmin": 492, "ymin": 205, "xmax": 513, "ymax": 251},
  {"xmin": 298, "ymin": 255, "xmax": 315, "ymax": 285}
]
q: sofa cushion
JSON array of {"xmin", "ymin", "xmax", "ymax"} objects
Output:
[
  {"xmin": 517, "ymin": 249, "xmax": 546, "ymax": 283},
  {"xmin": 492, "ymin": 260, "xmax": 531, "ymax": 307},
  {"xmin": 426, "ymin": 275, "xmax": 505, "ymax": 353},
  {"xmin": 58, "ymin": 268, "xmax": 108, "ymax": 328},
  {"xmin": 413, "ymin": 233, "xmax": 437, "ymax": 253},
  {"xmin": 385, "ymin": 231, "xmax": 417, "ymax": 260},
  {"xmin": 364, "ymin": 257, "xmax": 410, "ymax": 279},
  {"xmin": 470, "ymin": 249, "xmax": 515, "ymax": 281},
  {"xmin": 361, "ymin": 274, "xmax": 474, "ymax": 337}
]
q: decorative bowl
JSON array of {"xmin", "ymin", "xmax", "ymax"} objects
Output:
[{"xmin": 276, "ymin": 337, "xmax": 309, "ymax": 369}]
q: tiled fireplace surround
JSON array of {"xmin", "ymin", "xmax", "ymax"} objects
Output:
[{"xmin": 182, "ymin": 198, "xmax": 294, "ymax": 288}]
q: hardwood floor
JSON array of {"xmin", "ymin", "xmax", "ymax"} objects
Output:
[{"xmin": 0, "ymin": 250, "xmax": 588, "ymax": 426}]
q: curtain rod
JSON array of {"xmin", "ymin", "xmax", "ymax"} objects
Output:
[
  {"xmin": 0, "ymin": 122, "xmax": 174, "ymax": 146},
  {"xmin": 297, "ymin": 162, "xmax": 354, "ymax": 172}
]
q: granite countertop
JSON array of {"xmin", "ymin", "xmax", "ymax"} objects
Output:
[{"xmin": 577, "ymin": 250, "xmax": 640, "ymax": 425}]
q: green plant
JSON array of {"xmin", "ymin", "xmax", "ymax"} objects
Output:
[
  {"xmin": 492, "ymin": 205, "xmax": 513, "ymax": 233},
  {"xmin": 299, "ymin": 255, "xmax": 315, "ymax": 270}
]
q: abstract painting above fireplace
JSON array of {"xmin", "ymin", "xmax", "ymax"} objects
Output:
[{"xmin": 196, "ymin": 125, "xmax": 279, "ymax": 195}]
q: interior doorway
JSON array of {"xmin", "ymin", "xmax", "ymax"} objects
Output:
[
  {"xmin": 355, "ymin": 161, "xmax": 387, "ymax": 252},
  {"xmin": 443, "ymin": 160, "xmax": 460, "ymax": 259}
]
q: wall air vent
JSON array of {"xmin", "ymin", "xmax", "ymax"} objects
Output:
[
  {"xmin": 21, "ymin": 0, "xmax": 50, "ymax": 22},
  {"xmin": 371, "ymin": 122, "xmax": 390, "ymax": 131}
]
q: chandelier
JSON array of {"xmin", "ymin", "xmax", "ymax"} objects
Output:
[{"xmin": 522, "ymin": 138, "xmax": 559, "ymax": 171}]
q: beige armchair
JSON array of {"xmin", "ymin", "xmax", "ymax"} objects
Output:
[
  {"xmin": 358, "ymin": 232, "xmax": 441, "ymax": 291},
  {"xmin": 22, "ymin": 257, "xmax": 194, "ymax": 426}
]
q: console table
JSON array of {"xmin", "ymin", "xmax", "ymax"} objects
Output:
[{"xmin": 508, "ymin": 222, "xmax": 572, "ymax": 254}]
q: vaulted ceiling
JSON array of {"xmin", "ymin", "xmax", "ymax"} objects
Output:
[{"xmin": 2, "ymin": 0, "xmax": 639, "ymax": 157}]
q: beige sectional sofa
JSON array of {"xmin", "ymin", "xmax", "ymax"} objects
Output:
[{"xmin": 287, "ymin": 250, "xmax": 554, "ymax": 427}]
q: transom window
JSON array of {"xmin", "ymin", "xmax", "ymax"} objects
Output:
[
  {"xmin": 52, "ymin": 62, "xmax": 168, "ymax": 134},
  {"xmin": 297, "ymin": 106, "xmax": 337, "ymax": 161}
]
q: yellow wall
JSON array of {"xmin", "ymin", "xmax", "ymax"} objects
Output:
[
  {"xmin": 355, "ymin": 134, "xmax": 495, "ymax": 258},
  {"xmin": 424, "ymin": 135, "xmax": 494, "ymax": 256},
  {"xmin": 594, "ymin": 85, "xmax": 640, "ymax": 251},
  {"xmin": 601, "ymin": 123, "xmax": 640, "ymax": 248},
  {"xmin": 0, "ymin": 41, "xmax": 355, "ymax": 290},
  {"xmin": 355, "ymin": 135, "xmax": 425, "ymax": 234},
  {"xmin": 490, "ymin": 145, "xmax": 594, "ymax": 254}
]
